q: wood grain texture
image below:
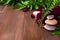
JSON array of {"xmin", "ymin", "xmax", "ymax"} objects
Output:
[{"xmin": 0, "ymin": 6, "xmax": 60, "ymax": 40}]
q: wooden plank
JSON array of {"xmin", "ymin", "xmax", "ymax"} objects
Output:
[
  {"xmin": 0, "ymin": 5, "xmax": 4, "ymax": 13},
  {"xmin": 0, "ymin": 6, "xmax": 24, "ymax": 40},
  {"xmin": 0, "ymin": 5, "xmax": 4, "ymax": 11},
  {"xmin": 14, "ymin": 10, "xmax": 24, "ymax": 40},
  {"xmin": 23, "ymin": 12, "xmax": 42, "ymax": 40},
  {"xmin": 0, "ymin": 7, "xmax": 16, "ymax": 40}
]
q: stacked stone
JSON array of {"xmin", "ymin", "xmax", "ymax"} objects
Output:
[{"xmin": 43, "ymin": 15, "xmax": 58, "ymax": 31}]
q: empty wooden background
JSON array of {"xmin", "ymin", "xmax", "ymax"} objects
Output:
[{"xmin": 0, "ymin": 5, "xmax": 60, "ymax": 40}]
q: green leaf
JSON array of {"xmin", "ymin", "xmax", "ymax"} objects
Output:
[
  {"xmin": 29, "ymin": 5, "xmax": 32, "ymax": 10},
  {"xmin": 42, "ymin": 10, "xmax": 49, "ymax": 21},
  {"xmin": 49, "ymin": 0, "xmax": 60, "ymax": 10},
  {"xmin": 58, "ymin": 16, "xmax": 60, "ymax": 19},
  {"xmin": 51, "ymin": 24, "xmax": 60, "ymax": 36},
  {"xmin": 4, "ymin": 0, "xmax": 11, "ymax": 5},
  {"xmin": 0, "ymin": 0, "xmax": 3, "ymax": 2},
  {"xmin": 35, "ymin": 4, "xmax": 38, "ymax": 9},
  {"xmin": 21, "ymin": 1, "xmax": 29, "ymax": 6},
  {"xmin": 14, "ymin": 3, "xmax": 26, "ymax": 10},
  {"xmin": 45, "ymin": 0, "xmax": 52, "ymax": 8},
  {"xmin": 18, "ymin": 5, "xmax": 26, "ymax": 10},
  {"xmin": 39, "ymin": 0, "xmax": 43, "ymax": 2},
  {"xmin": 51, "ymin": 31, "xmax": 60, "ymax": 36},
  {"xmin": 14, "ymin": 3, "xmax": 21, "ymax": 9}
]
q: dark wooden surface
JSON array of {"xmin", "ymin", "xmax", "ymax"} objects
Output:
[{"xmin": 0, "ymin": 6, "xmax": 60, "ymax": 40}]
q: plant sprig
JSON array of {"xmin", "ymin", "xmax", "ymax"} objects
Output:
[{"xmin": 42, "ymin": 0, "xmax": 60, "ymax": 21}]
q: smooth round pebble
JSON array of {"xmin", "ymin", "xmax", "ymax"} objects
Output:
[
  {"xmin": 43, "ymin": 25, "xmax": 56, "ymax": 31},
  {"xmin": 47, "ymin": 15, "xmax": 54, "ymax": 19},
  {"xmin": 45, "ymin": 19, "xmax": 58, "ymax": 25}
]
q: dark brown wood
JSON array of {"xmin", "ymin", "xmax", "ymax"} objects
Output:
[{"xmin": 0, "ymin": 6, "xmax": 60, "ymax": 40}]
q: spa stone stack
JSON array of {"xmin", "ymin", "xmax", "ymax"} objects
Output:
[{"xmin": 44, "ymin": 15, "xmax": 58, "ymax": 31}]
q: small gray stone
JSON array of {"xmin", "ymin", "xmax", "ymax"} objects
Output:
[
  {"xmin": 47, "ymin": 15, "xmax": 54, "ymax": 19},
  {"xmin": 43, "ymin": 25, "xmax": 56, "ymax": 31}
]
